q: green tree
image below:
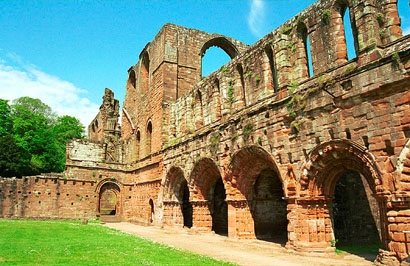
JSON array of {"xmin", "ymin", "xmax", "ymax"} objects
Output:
[
  {"xmin": 0, "ymin": 134, "xmax": 31, "ymax": 177},
  {"xmin": 0, "ymin": 99, "xmax": 12, "ymax": 136},
  {"xmin": 0, "ymin": 97, "xmax": 86, "ymax": 176}
]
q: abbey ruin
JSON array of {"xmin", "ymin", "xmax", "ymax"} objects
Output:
[{"xmin": 1, "ymin": 0, "xmax": 410, "ymax": 264}]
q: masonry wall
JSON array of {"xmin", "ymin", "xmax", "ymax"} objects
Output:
[
  {"xmin": 1, "ymin": 0, "xmax": 409, "ymax": 264},
  {"xmin": 0, "ymin": 175, "xmax": 98, "ymax": 219}
]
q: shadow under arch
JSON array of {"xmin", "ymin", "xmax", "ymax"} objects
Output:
[
  {"xmin": 228, "ymin": 145, "xmax": 287, "ymax": 243},
  {"xmin": 162, "ymin": 166, "xmax": 192, "ymax": 228},
  {"xmin": 189, "ymin": 157, "xmax": 227, "ymax": 235},
  {"xmin": 300, "ymin": 139, "xmax": 384, "ymax": 257}
]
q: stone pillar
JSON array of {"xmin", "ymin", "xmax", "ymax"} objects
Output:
[
  {"xmin": 191, "ymin": 200, "xmax": 212, "ymax": 232},
  {"xmin": 226, "ymin": 199, "xmax": 255, "ymax": 239},
  {"xmin": 162, "ymin": 201, "xmax": 183, "ymax": 227},
  {"xmin": 381, "ymin": 0, "xmax": 402, "ymax": 43},
  {"xmin": 287, "ymin": 197, "xmax": 334, "ymax": 252},
  {"xmin": 377, "ymin": 195, "xmax": 410, "ymax": 263}
]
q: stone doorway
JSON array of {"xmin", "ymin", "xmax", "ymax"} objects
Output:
[
  {"xmin": 98, "ymin": 182, "xmax": 121, "ymax": 223},
  {"xmin": 180, "ymin": 180, "xmax": 193, "ymax": 228},
  {"xmin": 251, "ymin": 169, "xmax": 287, "ymax": 243},
  {"xmin": 332, "ymin": 170, "xmax": 380, "ymax": 247},
  {"xmin": 149, "ymin": 199, "xmax": 154, "ymax": 224},
  {"xmin": 211, "ymin": 177, "xmax": 228, "ymax": 235}
]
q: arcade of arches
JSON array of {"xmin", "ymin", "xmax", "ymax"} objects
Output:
[{"xmin": 1, "ymin": 0, "xmax": 409, "ymax": 264}]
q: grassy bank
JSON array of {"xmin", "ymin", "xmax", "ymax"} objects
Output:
[{"xmin": 0, "ymin": 219, "xmax": 234, "ymax": 265}]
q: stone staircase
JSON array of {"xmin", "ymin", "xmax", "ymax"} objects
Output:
[{"xmin": 100, "ymin": 215, "xmax": 121, "ymax": 223}]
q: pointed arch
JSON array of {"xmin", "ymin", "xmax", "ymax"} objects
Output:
[
  {"xmin": 200, "ymin": 37, "xmax": 239, "ymax": 78},
  {"xmin": 200, "ymin": 37, "xmax": 239, "ymax": 59},
  {"xmin": 140, "ymin": 51, "xmax": 150, "ymax": 92},
  {"xmin": 297, "ymin": 22, "xmax": 314, "ymax": 78},
  {"xmin": 146, "ymin": 121, "xmax": 152, "ymax": 155},
  {"xmin": 128, "ymin": 69, "xmax": 136, "ymax": 89},
  {"xmin": 194, "ymin": 90, "xmax": 204, "ymax": 129},
  {"xmin": 264, "ymin": 45, "xmax": 278, "ymax": 92},
  {"xmin": 135, "ymin": 129, "xmax": 140, "ymax": 160}
]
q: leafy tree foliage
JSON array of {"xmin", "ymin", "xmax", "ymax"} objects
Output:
[{"xmin": 0, "ymin": 97, "xmax": 85, "ymax": 177}]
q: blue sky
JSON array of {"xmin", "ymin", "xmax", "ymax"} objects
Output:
[{"xmin": 0, "ymin": 0, "xmax": 409, "ymax": 127}]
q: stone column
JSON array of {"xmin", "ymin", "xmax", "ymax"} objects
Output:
[
  {"xmin": 162, "ymin": 201, "xmax": 183, "ymax": 227},
  {"xmin": 191, "ymin": 200, "xmax": 212, "ymax": 232},
  {"xmin": 378, "ymin": 195, "xmax": 410, "ymax": 263},
  {"xmin": 287, "ymin": 197, "xmax": 334, "ymax": 252},
  {"xmin": 226, "ymin": 199, "xmax": 255, "ymax": 239}
]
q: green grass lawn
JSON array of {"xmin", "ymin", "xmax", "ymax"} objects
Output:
[{"xmin": 0, "ymin": 219, "xmax": 235, "ymax": 266}]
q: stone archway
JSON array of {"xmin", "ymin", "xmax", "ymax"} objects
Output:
[
  {"xmin": 97, "ymin": 181, "xmax": 121, "ymax": 222},
  {"xmin": 252, "ymin": 169, "xmax": 287, "ymax": 241},
  {"xmin": 291, "ymin": 139, "xmax": 384, "ymax": 253},
  {"xmin": 227, "ymin": 145, "xmax": 286, "ymax": 242},
  {"xmin": 189, "ymin": 158, "xmax": 227, "ymax": 235},
  {"xmin": 332, "ymin": 170, "xmax": 380, "ymax": 246},
  {"xmin": 162, "ymin": 166, "xmax": 192, "ymax": 228}
]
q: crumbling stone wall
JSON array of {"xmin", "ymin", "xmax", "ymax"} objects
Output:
[
  {"xmin": 1, "ymin": 0, "xmax": 409, "ymax": 264},
  {"xmin": 0, "ymin": 175, "xmax": 98, "ymax": 220}
]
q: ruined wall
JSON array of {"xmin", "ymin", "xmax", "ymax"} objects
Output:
[
  {"xmin": 121, "ymin": 24, "xmax": 249, "ymax": 163},
  {"xmin": 0, "ymin": 175, "xmax": 98, "ymax": 220},
  {"xmin": 1, "ymin": 0, "xmax": 409, "ymax": 264}
]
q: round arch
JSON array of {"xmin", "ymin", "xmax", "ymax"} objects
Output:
[
  {"xmin": 228, "ymin": 145, "xmax": 282, "ymax": 199},
  {"xmin": 96, "ymin": 180, "xmax": 122, "ymax": 217},
  {"xmin": 228, "ymin": 145, "xmax": 286, "ymax": 241},
  {"xmin": 300, "ymin": 139, "xmax": 383, "ymax": 197},
  {"xmin": 189, "ymin": 157, "xmax": 227, "ymax": 234},
  {"xmin": 189, "ymin": 157, "xmax": 223, "ymax": 201},
  {"xmin": 162, "ymin": 166, "xmax": 187, "ymax": 202},
  {"xmin": 300, "ymin": 139, "xmax": 383, "ymax": 250},
  {"xmin": 162, "ymin": 166, "xmax": 192, "ymax": 228}
]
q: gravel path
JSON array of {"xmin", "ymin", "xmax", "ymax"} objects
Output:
[{"xmin": 104, "ymin": 222, "xmax": 375, "ymax": 266}]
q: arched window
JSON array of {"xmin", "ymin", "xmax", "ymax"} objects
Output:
[
  {"xmin": 140, "ymin": 52, "xmax": 150, "ymax": 92},
  {"xmin": 200, "ymin": 37, "xmax": 238, "ymax": 77},
  {"xmin": 194, "ymin": 90, "xmax": 204, "ymax": 128},
  {"xmin": 128, "ymin": 69, "xmax": 136, "ymax": 89},
  {"xmin": 236, "ymin": 63, "xmax": 246, "ymax": 107},
  {"xmin": 298, "ymin": 23, "xmax": 314, "ymax": 78},
  {"xmin": 264, "ymin": 45, "xmax": 278, "ymax": 92},
  {"xmin": 342, "ymin": 7, "xmax": 357, "ymax": 60},
  {"xmin": 147, "ymin": 121, "xmax": 152, "ymax": 155},
  {"xmin": 201, "ymin": 47, "xmax": 231, "ymax": 77},
  {"xmin": 136, "ymin": 130, "xmax": 140, "ymax": 160}
]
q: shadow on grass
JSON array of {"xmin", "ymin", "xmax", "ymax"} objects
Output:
[{"xmin": 336, "ymin": 242, "xmax": 380, "ymax": 262}]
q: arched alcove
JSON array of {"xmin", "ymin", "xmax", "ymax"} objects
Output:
[{"xmin": 190, "ymin": 158, "xmax": 227, "ymax": 235}]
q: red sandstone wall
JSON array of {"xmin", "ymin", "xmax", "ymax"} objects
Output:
[{"xmin": 0, "ymin": 176, "xmax": 98, "ymax": 219}]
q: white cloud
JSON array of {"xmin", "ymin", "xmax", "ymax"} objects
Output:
[
  {"xmin": 248, "ymin": 0, "xmax": 266, "ymax": 37},
  {"xmin": 404, "ymin": 26, "xmax": 410, "ymax": 36},
  {"xmin": 0, "ymin": 54, "xmax": 99, "ymax": 128}
]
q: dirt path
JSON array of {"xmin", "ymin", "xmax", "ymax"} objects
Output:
[{"xmin": 104, "ymin": 222, "xmax": 375, "ymax": 266}]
